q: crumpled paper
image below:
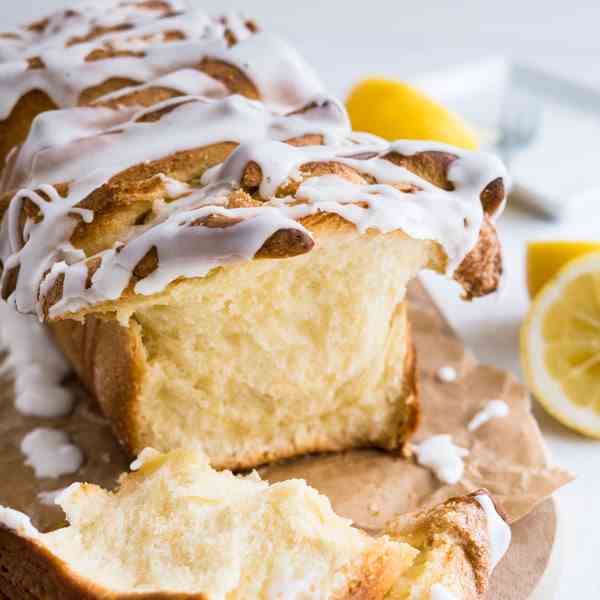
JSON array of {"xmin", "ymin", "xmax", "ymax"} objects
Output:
[{"xmin": 0, "ymin": 282, "xmax": 572, "ymax": 532}]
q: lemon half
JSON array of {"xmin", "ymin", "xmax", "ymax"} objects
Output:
[
  {"xmin": 346, "ymin": 78, "xmax": 479, "ymax": 150},
  {"xmin": 521, "ymin": 251, "xmax": 600, "ymax": 437}
]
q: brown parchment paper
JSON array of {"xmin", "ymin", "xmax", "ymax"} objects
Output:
[{"xmin": 0, "ymin": 281, "xmax": 572, "ymax": 533}]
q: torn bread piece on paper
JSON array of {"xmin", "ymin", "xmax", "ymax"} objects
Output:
[{"xmin": 0, "ymin": 447, "xmax": 508, "ymax": 600}]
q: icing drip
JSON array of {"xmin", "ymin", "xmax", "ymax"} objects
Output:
[
  {"xmin": 467, "ymin": 400, "xmax": 509, "ymax": 432},
  {"xmin": 0, "ymin": 92, "xmax": 506, "ymax": 319},
  {"xmin": 413, "ymin": 435, "xmax": 469, "ymax": 484},
  {"xmin": 206, "ymin": 33, "xmax": 325, "ymax": 113},
  {"xmin": 475, "ymin": 493, "xmax": 511, "ymax": 571},
  {"xmin": 0, "ymin": 0, "xmax": 324, "ymax": 123},
  {"xmin": 20, "ymin": 428, "xmax": 83, "ymax": 478},
  {"xmin": 0, "ymin": 506, "xmax": 40, "ymax": 538},
  {"xmin": 436, "ymin": 366, "xmax": 458, "ymax": 383},
  {"xmin": 430, "ymin": 584, "xmax": 459, "ymax": 600},
  {"xmin": 0, "ymin": 300, "xmax": 73, "ymax": 417},
  {"xmin": 94, "ymin": 68, "xmax": 228, "ymax": 104},
  {"xmin": 130, "ymin": 447, "xmax": 161, "ymax": 471},
  {"xmin": 0, "ymin": 0, "xmax": 263, "ymax": 119},
  {"xmin": 54, "ymin": 482, "xmax": 82, "ymax": 505},
  {"xmin": 0, "ymin": 0, "xmax": 506, "ymax": 321},
  {"xmin": 38, "ymin": 487, "xmax": 69, "ymax": 506}
]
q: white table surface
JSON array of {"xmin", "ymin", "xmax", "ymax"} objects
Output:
[{"xmin": 4, "ymin": 1, "xmax": 600, "ymax": 596}]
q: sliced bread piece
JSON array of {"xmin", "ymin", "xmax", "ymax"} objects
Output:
[
  {"xmin": 0, "ymin": 448, "xmax": 415, "ymax": 599},
  {"xmin": 0, "ymin": 448, "xmax": 510, "ymax": 599}
]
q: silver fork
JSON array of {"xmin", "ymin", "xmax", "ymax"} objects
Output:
[
  {"xmin": 495, "ymin": 86, "xmax": 563, "ymax": 220},
  {"xmin": 497, "ymin": 88, "xmax": 541, "ymax": 167}
]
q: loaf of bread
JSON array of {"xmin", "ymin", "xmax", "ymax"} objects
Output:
[
  {"xmin": 0, "ymin": 2, "xmax": 507, "ymax": 470},
  {"xmin": 0, "ymin": 448, "xmax": 509, "ymax": 599},
  {"xmin": 0, "ymin": 0, "xmax": 328, "ymax": 175}
]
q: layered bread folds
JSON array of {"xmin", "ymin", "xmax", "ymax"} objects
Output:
[
  {"xmin": 0, "ymin": 448, "xmax": 508, "ymax": 599},
  {"xmin": 0, "ymin": 2, "xmax": 507, "ymax": 469},
  {"xmin": 0, "ymin": 0, "xmax": 325, "ymax": 174}
]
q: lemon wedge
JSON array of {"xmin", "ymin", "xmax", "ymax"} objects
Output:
[
  {"xmin": 527, "ymin": 241, "xmax": 600, "ymax": 298},
  {"xmin": 521, "ymin": 251, "xmax": 600, "ymax": 437},
  {"xmin": 346, "ymin": 78, "xmax": 479, "ymax": 150}
]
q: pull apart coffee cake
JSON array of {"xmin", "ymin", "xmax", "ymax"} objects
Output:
[
  {"xmin": 0, "ymin": 0, "xmax": 507, "ymax": 470},
  {"xmin": 0, "ymin": 0, "xmax": 321, "ymax": 172},
  {"xmin": 0, "ymin": 448, "xmax": 511, "ymax": 599}
]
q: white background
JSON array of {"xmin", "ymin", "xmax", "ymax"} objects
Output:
[{"xmin": 4, "ymin": 1, "xmax": 600, "ymax": 596}]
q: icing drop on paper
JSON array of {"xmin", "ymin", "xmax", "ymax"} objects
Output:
[
  {"xmin": 413, "ymin": 434, "xmax": 469, "ymax": 485},
  {"xmin": 467, "ymin": 400, "xmax": 509, "ymax": 432},
  {"xmin": 20, "ymin": 428, "xmax": 83, "ymax": 478},
  {"xmin": 0, "ymin": 300, "xmax": 73, "ymax": 417},
  {"xmin": 436, "ymin": 365, "xmax": 458, "ymax": 383}
]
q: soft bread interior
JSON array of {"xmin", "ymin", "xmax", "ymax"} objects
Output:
[
  {"xmin": 38, "ymin": 448, "xmax": 416, "ymax": 598},
  {"xmin": 126, "ymin": 232, "xmax": 434, "ymax": 466}
]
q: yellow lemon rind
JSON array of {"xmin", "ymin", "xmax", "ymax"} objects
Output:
[{"xmin": 521, "ymin": 250, "xmax": 600, "ymax": 439}]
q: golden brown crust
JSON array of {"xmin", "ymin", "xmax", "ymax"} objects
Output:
[
  {"xmin": 384, "ymin": 151, "xmax": 506, "ymax": 218},
  {"xmin": 385, "ymin": 492, "xmax": 497, "ymax": 599},
  {"xmin": 49, "ymin": 316, "xmax": 147, "ymax": 456},
  {"xmin": 335, "ymin": 540, "xmax": 409, "ymax": 600},
  {"xmin": 384, "ymin": 150, "xmax": 456, "ymax": 191},
  {"xmin": 198, "ymin": 58, "xmax": 259, "ymax": 99},
  {"xmin": 375, "ymin": 318, "xmax": 420, "ymax": 452},
  {"xmin": 453, "ymin": 215, "xmax": 502, "ymax": 300},
  {"xmin": 91, "ymin": 56, "xmax": 261, "ymax": 112},
  {"xmin": 0, "ymin": 90, "xmax": 58, "ymax": 176}
]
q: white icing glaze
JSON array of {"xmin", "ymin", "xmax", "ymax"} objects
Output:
[
  {"xmin": 206, "ymin": 32, "xmax": 325, "ymax": 113},
  {"xmin": 436, "ymin": 365, "xmax": 458, "ymax": 383},
  {"xmin": 0, "ymin": 0, "xmax": 322, "ymax": 123},
  {"xmin": 130, "ymin": 447, "xmax": 161, "ymax": 471},
  {"xmin": 0, "ymin": 92, "xmax": 505, "ymax": 319},
  {"xmin": 0, "ymin": 1, "xmax": 506, "ymax": 321},
  {"xmin": 20, "ymin": 428, "xmax": 83, "ymax": 478},
  {"xmin": 54, "ymin": 482, "xmax": 82, "ymax": 506},
  {"xmin": 0, "ymin": 506, "xmax": 40, "ymax": 538},
  {"xmin": 0, "ymin": 0, "xmax": 203, "ymax": 58},
  {"xmin": 475, "ymin": 493, "xmax": 511, "ymax": 571},
  {"xmin": 38, "ymin": 487, "xmax": 69, "ymax": 506},
  {"xmin": 95, "ymin": 68, "xmax": 228, "ymax": 104},
  {"xmin": 0, "ymin": 1, "xmax": 261, "ymax": 119},
  {"xmin": 430, "ymin": 584, "xmax": 459, "ymax": 600},
  {"xmin": 413, "ymin": 434, "xmax": 469, "ymax": 485},
  {"xmin": 0, "ymin": 300, "xmax": 73, "ymax": 417},
  {"xmin": 467, "ymin": 400, "xmax": 509, "ymax": 432}
]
